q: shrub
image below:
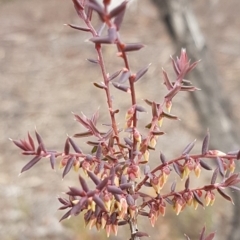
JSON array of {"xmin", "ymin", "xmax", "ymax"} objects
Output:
[{"xmin": 11, "ymin": 1, "xmax": 240, "ymax": 239}]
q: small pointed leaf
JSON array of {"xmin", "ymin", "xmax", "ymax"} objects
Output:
[
  {"xmin": 217, "ymin": 188, "xmax": 234, "ymax": 204},
  {"xmin": 79, "ymin": 175, "xmax": 89, "ymax": 192},
  {"xmin": 202, "ymin": 131, "xmax": 210, "ymax": 155},
  {"xmin": 160, "ymin": 152, "xmax": 166, "ymax": 164},
  {"xmin": 193, "ymin": 191, "xmax": 204, "ymax": 207},
  {"xmin": 108, "ymin": 70, "xmax": 122, "ymax": 81},
  {"xmin": 28, "ymin": 132, "xmax": 35, "ymax": 151},
  {"xmin": 112, "ymin": 82, "xmax": 131, "ymax": 93},
  {"xmin": 93, "ymin": 195, "xmax": 107, "ymax": 211},
  {"xmin": 11, "ymin": 140, "xmax": 27, "ymax": 151},
  {"xmin": 211, "ymin": 168, "xmax": 219, "ymax": 184},
  {"xmin": 21, "ymin": 156, "xmax": 42, "ymax": 173},
  {"xmin": 96, "ymin": 176, "xmax": 109, "ymax": 191},
  {"xmin": 87, "ymin": 58, "xmax": 99, "ymax": 64},
  {"xmin": 171, "ymin": 181, "xmax": 176, "ymax": 192},
  {"xmin": 64, "ymin": 138, "xmax": 70, "ymax": 155},
  {"xmin": 50, "ymin": 153, "xmax": 55, "ymax": 169},
  {"xmin": 68, "ymin": 137, "xmax": 82, "ymax": 153},
  {"xmin": 199, "ymin": 226, "xmax": 206, "ymax": 240},
  {"xmin": 66, "ymin": 24, "xmax": 91, "ymax": 32},
  {"xmin": 118, "ymin": 69, "xmax": 130, "ymax": 84},
  {"xmin": 173, "ymin": 162, "xmax": 182, "ymax": 177},
  {"xmin": 113, "ymin": 2, "xmax": 126, "ymax": 30},
  {"xmin": 109, "ymin": 1, "xmax": 127, "ymax": 19},
  {"xmin": 134, "ymin": 231, "xmax": 150, "ymax": 237},
  {"xmin": 126, "ymin": 194, "xmax": 135, "ymax": 206},
  {"xmin": 123, "ymin": 43, "xmax": 144, "ymax": 52},
  {"xmin": 182, "ymin": 139, "xmax": 196, "ymax": 155},
  {"xmin": 204, "ymin": 232, "xmax": 215, "ymax": 240},
  {"xmin": 74, "ymin": 131, "xmax": 93, "ymax": 138},
  {"xmin": 237, "ymin": 150, "xmax": 240, "ymax": 160},
  {"xmin": 59, "ymin": 210, "xmax": 71, "ymax": 222},
  {"xmin": 185, "ymin": 177, "xmax": 190, "ymax": 190},
  {"xmin": 199, "ymin": 159, "xmax": 212, "ymax": 170},
  {"xmin": 62, "ymin": 157, "xmax": 74, "ymax": 178},
  {"xmin": 107, "ymin": 185, "xmax": 125, "ymax": 195},
  {"xmin": 215, "ymin": 157, "xmax": 225, "ymax": 177},
  {"xmin": 88, "ymin": 171, "xmax": 100, "ymax": 185},
  {"xmin": 93, "ymin": 82, "xmax": 107, "ymax": 89}
]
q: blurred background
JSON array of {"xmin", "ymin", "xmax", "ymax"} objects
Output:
[{"xmin": 1, "ymin": 0, "xmax": 240, "ymax": 239}]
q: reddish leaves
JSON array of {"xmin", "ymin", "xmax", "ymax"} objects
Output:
[
  {"xmin": 123, "ymin": 43, "xmax": 144, "ymax": 52},
  {"xmin": 49, "ymin": 153, "xmax": 55, "ymax": 170},
  {"xmin": 215, "ymin": 157, "xmax": 225, "ymax": 177},
  {"xmin": 118, "ymin": 68, "xmax": 130, "ymax": 84},
  {"xmin": 182, "ymin": 139, "xmax": 196, "ymax": 155},
  {"xmin": 68, "ymin": 137, "xmax": 82, "ymax": 153},
  {"xmin": 211, "ymin": 168, "xmax": 219, "ymax": 185},
  {"xmin": 202, "ymin": 131, "xmax": 210, "ymax": 155},
  {"xmin": 160, "ymin": 152, "xmax": 167, "ymax": 164},
  {"xmin": 173, "ymin": 162, "xmax": 182, "ymax": 177},
  {"xmin": 109, "ymin": 1, "xmax": 128, "ymax": 19},
  {"xmin": 66, "ymin": 24, "xmax": 91, "ymax": 32},
  {"xmin": 134, "ymin": 231, "xmax": 150, "ymax": 238},
  {"xmin": 237, "ymin": 150, "xmax": 240, "ymax": 160},
  {"xmin": 72, "ymin": 0, "xmax": 83, "ymax": 11},
  {"xmin": 223, "ymin": 173, "xmax": 240, "ymax": 187},
  {"xmin": 217, "ymin": 188, "xmax": 234, "ymax": 204},
  {"xmin": 171, "ymin": 48, "xmax": 199, "ymax": 77},
  {"xmin": 79, "ymin": 175, "xmax": 89, "ymax": 193},
  {"xmin": 112, "ymin": 82, "xmax": 131, "ymax": 93},
  {"xmin": 11, "ymin": 2, "xmax": 240, "ymax": 238},
  {"xmin": 28, "ymin": 132, "xmax": 35, "ymax": 151},
  {"xmin": 90, "ymin": 27, "xmax": 117, "ymax": 44},
  {"xmin": 193, "ymin": 191, "xmax": 204, "ymax": 208},
  {"xmin": 62, "ymin": 157, "xmax": 75, "ymax": 178},
  {"xmin": 93, "ymin": 195, "xmax": 107, "ymax": 211},
  {"xmin": 96, "ymin": 176, "xmax": 109, "ymax": 191},
  {"xmin": 20, "ymin": 156, "xmax": 42, "ymax": 173},
  {"xmin": 88, "ymin": 171, "xmax": 100, "ymax": 185},
  {"xmin": 199, "ymin": 226, "xmax": 215, "ymax": 240},
  {"xmin": 73, "ymin": 110, "xmax": 104, "ymax": 139},
  {"xmin": 112, "ymin": 1, "xmax": 127, "ymax": 30},
  {"xmin": 199, "ymin": 159, "xmax": 212, "ymax": 171}
]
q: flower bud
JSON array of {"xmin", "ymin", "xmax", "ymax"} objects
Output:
[
  {"xmin": 59, "ymin": 156, "xmax": 68, "ymax": 169},
  {"xmin": 173, "ymin": 197, "xmax": 185, "ymax": 215},
  {"xmin": 150, "ymin": 135, "xmax": 157, "ymax": 148},
  {"xmin": 118, "ymin": 198, "xmax": 128, "ymax": 219},
  {"xmin": 183, "ymin": 165, "xmax": 191, "ymax": 179},
  {"xmin": 158, "ymin": 117, "xmax": 164, "ymax": 127},
  {"xmin": 183, "ymin": 191, "xmax": 193, "ymax": 206},
  {"xmin": 73, "ymin": 159, "xmax": 80, "ymax": 171},
  {"xmin": 228, "ymin": 159, "xmax": 235, "ymax": 173},
  {"xmin": 194, "ymin": 162, "xmax": 201, "ymax": 178},
  {"xmin": 134, "ymin": 129, "xmax": 141, "ymax": 143},
  {"xmin": 149, "ymin": 210, "xmax": 157, "ymax": 227},
  {"xmin": 105, "ymin": 223, "xmax": 111, "ymax": 238},
  {"xmin": 158, "ymin": 202, "xmax": 166, "ymax": 216},
  {"xmin": 205, "ymin": 191, "xmax": 215, "ymax": 206},
  {"xmin": 166, "ymin": 100, "xmax": 172, "ymax": 113},
  {"xmin": 125, "ymin": 106, "xmax": 135, "ymax": 121},
  {"xmin": 193, "ymin": 199, "xmax": 198, "ymax": 210},
  {"xmin": 143, "ymin": 150, "xmax": 149, "ymax": 163}
]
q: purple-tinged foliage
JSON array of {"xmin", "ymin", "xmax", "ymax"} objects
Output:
[{"xmin": 11, "ymin": 0, "xmax": 240, "ymax": 239}]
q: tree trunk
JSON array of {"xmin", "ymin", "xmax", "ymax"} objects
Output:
[{"xmin": 151, "ymin": 0, "xmax": 240, "ymax": 239}]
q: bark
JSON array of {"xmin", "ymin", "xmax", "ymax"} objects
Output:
[{"xmin": 151, "ymin": 0, "xmax": 240, "ymax": 239}]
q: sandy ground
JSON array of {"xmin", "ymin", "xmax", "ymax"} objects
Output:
[{"xmin": 1, "ymin": 0, "xmax": 240, "ymax": 239}]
